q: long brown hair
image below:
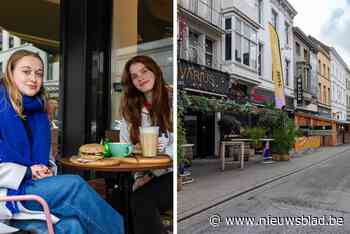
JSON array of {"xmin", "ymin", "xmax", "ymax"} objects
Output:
[
  {"xmin": 120, "ymin": 55, "xmax": 172, "ymax": 144},
  {"xmin": 2, "ymin": 49, "xmax": 48, "ymax": 117}
]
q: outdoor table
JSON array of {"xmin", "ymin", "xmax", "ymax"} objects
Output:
[
  {"xmin": 60, "ymin": 156, "xmax": 172, "ymax": 234},
  {"xmin": 220, "ymin": 138, "xmax": 273, "ymax": 171}
]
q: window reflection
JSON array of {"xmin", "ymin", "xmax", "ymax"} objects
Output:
[{"xmin": 110, "ymin": 0, "xmax": 173, "ymax": 125}]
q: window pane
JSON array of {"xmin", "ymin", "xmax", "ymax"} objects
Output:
[
  {"xmin": 189, "ymin": 31, "xmax": 199, "ymax": 63},
  {"xmin": 110, "ymin": 0, "xmax": 173, "ymax": 123},
  {"xmin": 225, "ymin": 33, "xmax": 232, "ymax": 60},
  {"xmin": 258, "ymin": 43, "xmax": 263, "ymax": 76},
  {"xmin": 235, "ymin": 33, "xmax": 242, "ymax": 62},
  {"xmin": 243, "ymin": 23, "xmax": 250, "ymax": 38},
  {"xmin": 205, "ymin": 38, "xmax": 213, "ymax": 67},
  {"xmin": 250, "ymin": 29, "xmax": 257, "ymax": 42},
  {"xmin": 250, "ymin": 42, "xmax": 257, "ymax": 69},
  {"xmin": 206, "ymin": 54, "xmax": 212, "ymax": 67},
  {"xmin": 225, "ymin": 18, "xmax": 232, "ymax": 30},
  {"xmin": 243, "ymin": 38, "xmax": 250, "ymax": 66},
  {"xmin": 235, "ymin": 18, "xmax": 241, "ymax": 33},
  {"xmin": 205, "ymin": 39, "xmax": 213, "ymax": 53}
]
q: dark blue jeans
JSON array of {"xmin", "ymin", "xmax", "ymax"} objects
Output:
[{"xmin": 11, "ymin": 174, "xmax": 124, "ymax": 234}]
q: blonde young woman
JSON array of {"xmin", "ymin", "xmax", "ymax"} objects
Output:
[{"xmin": 0, "ymin": 50, "xmax": 124, "ymax": 234}]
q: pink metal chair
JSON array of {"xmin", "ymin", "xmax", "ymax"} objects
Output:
[{"xmin": 0, "ymin": 195, "xmax": 54, "ymax": 234}]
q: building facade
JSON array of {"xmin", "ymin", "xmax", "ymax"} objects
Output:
[
  {"xmin": 329, "ymin": 47, "xmax": 347, "ymax": 121},
  {"xmin": 346, "ymin": 68, "xmax": 350, "ymax": 121},
  {"xmin": 309, "ymin": 36, "xmax": 332, "ymax": 119},
  {"xmin": 268, "ymin": 0, "xmax": 297, "ymax": 110},
  {"xmin": 292, "ymin": 27, "xmax": 318, "ymax": 114},
  {"xmin": 178, "ymin": 0, "xmax": 228, "ymax": 158},
  {"xmin": 222, "ymin": 0, "xmax": 296, "ymax": 109},
  {"xmin": 221, "ymin": 0, "xmax": 261, "ymax": 103}
]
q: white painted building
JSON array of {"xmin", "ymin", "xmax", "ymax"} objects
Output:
[
  {"xmin": 330, "ymin": 47, "xmax": 347, "ymax": 121},
  {"xmin": 221, "ymin": 0, "xmax": 261, "ymax": 95},
  {"xmin": 266, "ymin": 0, "xmax": 297, "ymax": 108},
  {"xmin": 346, "ymin": 67, "xmax": 350, "ymax": 121},
  {"xmin": 222, "ymin": 0, "xmax": 297, "ymax": 109}
]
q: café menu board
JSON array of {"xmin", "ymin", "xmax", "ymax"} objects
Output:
[{"xmin": 178, "ymin": 59, "xmax": 230, "ymax": 95}]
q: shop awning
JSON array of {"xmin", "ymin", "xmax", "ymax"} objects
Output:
[{"xmin": 0, "ymin": 0, "xmax": 60, "ymax": 54}]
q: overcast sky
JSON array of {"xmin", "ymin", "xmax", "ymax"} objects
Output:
[{"xmin": 288, "ymin": 0, "xmax": 350, "ymax": 66}]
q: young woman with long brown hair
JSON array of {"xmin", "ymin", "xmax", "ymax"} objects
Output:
[{"xmin": 120, "ymin": 55, "xmax": 173, "ymax": 234}]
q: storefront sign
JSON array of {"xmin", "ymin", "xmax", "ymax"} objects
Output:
[
  {"xmin": 251, "ymin": 88, "xmax": 274, "ymax": 104},
  {"xmin": 296, "ymin": 74, "xmax": 303, "ymax": 105},
  {"xmin": 178, "ymin": 59, "xmax": 230, "ymax": 95}
]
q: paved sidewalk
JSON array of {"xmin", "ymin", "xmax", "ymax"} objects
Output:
[{"xmin": 178, "ymin": 145, "xmax": 350, "ymax": 221}]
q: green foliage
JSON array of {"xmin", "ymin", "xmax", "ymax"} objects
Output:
[
  {"xmin": 177, "ymin": 91, "xmax": 187, "ymax": 166},
  {"xmin": 242, "ymin": 127, "xmax": 267, "ymax": 148},
  {"xmin": 182, "ymin": 93, "xmax": 253, "ymax": 114},
  {"xmin": 271, "ymin": 119, "xmax": 299, "ymax": 154},
  {"xmin": 218, "ymin": 115, "xmax": 241, "ymax": 137}
]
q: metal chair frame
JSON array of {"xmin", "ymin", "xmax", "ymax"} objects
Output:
[{"xmin": 0, "ymin": 195, "xmax": 54, "ymax": 234}]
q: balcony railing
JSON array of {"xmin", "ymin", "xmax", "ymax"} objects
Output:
[{"xmin": 179, "ymin": 0, "xmax": 222, "ymax": 29}]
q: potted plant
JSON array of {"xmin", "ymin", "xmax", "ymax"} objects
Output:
[
  {"xmin": 242, "ymin": 127, "xmax": 267, "ymax": 148},
  {"xmin": 241, "ymin": 127, "xmax": 267, "ymax": 160},
  {"xmin": 218, "ymin": 115, "xmax": 241, "ymax": 140},
  {"xmin": 271, "ymin": 119, "xmax": 299, "ymax": 161}
]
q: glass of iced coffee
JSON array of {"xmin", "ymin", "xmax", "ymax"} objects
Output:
[{"xmin": 139, "ymin": 126, "xmax": 159, "ymax": 157}]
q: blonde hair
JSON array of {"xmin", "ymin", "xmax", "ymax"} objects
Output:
[{"xmin": 2, "ymin": 50, "xmax": 48, "ymax": 117}]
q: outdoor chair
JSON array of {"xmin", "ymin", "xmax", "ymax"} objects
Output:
[{"xmin": 0, "ymin": 195, "xmax": 54, "ymax": 234}]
